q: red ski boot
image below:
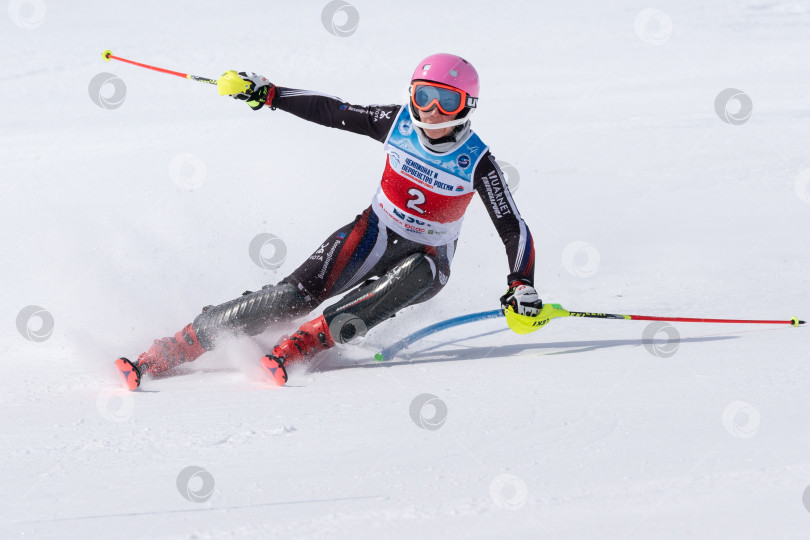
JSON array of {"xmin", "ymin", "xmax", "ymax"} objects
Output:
[
  {"xmin": 115, "ymin": 358, "xmax": 141, "ymax": 391},
  {"xmin": 260, "ymin": 315, "xmax": 335, "ymax": 386},
  {"xmin": 115, "ymin": 323, "xmax": 206, "ymax": 390}
]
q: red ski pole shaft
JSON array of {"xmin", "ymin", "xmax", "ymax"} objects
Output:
[
  {"xmin": 101, "ymin": 50, "xmax": 217, "ymax": 85},
  {"xmin": 628, "ymin": 315, "xmax": 802, "ymax": 325},
  {"xmin": 567, "ymin": 311, "xmax": 805, "ymax": 326}
]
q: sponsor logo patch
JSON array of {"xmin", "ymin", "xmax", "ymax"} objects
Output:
[
  {"xmin": 482, "ymin": 170, "xmax": 512, "ymax": 218},
  {"xmin": 457, "ymin": 154, "xmax": 470, "ymax": 168},
  {"xmin": 317, "ymin": 241, "xmax": 341, "ymax": 279},
  {"xmin": 373, "ymin": 109, "xmax": 392, "ymax": 122}
]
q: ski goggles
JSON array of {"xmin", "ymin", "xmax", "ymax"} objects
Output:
[{"xmin": 410, "ymin": 81, "xmax": 476, "ymax": 116}]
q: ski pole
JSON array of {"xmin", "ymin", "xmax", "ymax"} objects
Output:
[
  {"xmin": 374, "ymin": 310, "xmax": 503, "ymax": 362},
  {"xmin": 375, "ymin": 305, "xmax": 804, "ymax": 361},
  {"xmin": 102, "ymin": 49, "xmax": 216, "ymax": 85},
  {"xmin": 562, "ymin": 310, "xmax": 805, "ymax": 326},
  {"xmin": 101, "ymin": 50, "xmax": 250, "ymax": 95}
]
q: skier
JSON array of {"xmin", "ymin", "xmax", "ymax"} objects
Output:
[{"xmin": 115, "ymin": 53, "xmax": 542, "ymax": 390}]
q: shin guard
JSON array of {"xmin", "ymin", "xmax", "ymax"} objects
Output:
[
  {"xmin": 192, "ymin": 282, "xmax": 311, "ymax": 349},
  {"xmin": 323, "ymin": 253, "xmax": 436, "ymax": 343}
]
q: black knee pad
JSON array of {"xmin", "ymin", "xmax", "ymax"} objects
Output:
[
  {"xmin": 323, "ymin": 253, "xmax": 437, "ymax": 343},
  {"xmin": 193, "ymin": 282, "xmax": 311, "ymax": 349}
]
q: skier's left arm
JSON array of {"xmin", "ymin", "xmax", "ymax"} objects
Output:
[{"xmin": 474, "ymin": 153, "xmax": 541, "ymax": 316}]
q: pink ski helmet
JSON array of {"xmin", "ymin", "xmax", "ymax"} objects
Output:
[
  {"xmin": 411, "ymin": 53, "xmax": 480, "ymax": 98},
  {"xmin": 409, "ymin": 53, "xmax": 479, "ymax": 131}
]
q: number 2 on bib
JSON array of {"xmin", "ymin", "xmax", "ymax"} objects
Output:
[{"xmin": 406, "ymin": 188, "xmax": 426, "ymax": 214}]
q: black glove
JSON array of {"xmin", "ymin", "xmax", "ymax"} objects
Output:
[{"xmin": 232, "ymin": 71, "xmax": 275, "ymax": 110}]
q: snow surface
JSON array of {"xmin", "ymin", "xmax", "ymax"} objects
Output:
[{"xmin": 2, "ymin": 1, "xmax": 809, "ymax": 538}]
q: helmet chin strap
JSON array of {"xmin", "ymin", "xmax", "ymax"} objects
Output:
[
  {"xmin": 412, "ymin": 116, "xmax": 473, "ymax": 153},
  {"xmin": 410, "ymin": 115, "xmax": 470, "ymax": 130}
]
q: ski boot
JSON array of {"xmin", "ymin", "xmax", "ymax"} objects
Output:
[
  {"xmin": 115, "ymin": 323, "xmax": 206, "ymax": 390},
  {"xmin": 114, "ymin": 357, "xmax": 141, "ymax": 391},
  {"xmin": 260, "ymin": 315, "xmax": 335, "ymax": 386}
]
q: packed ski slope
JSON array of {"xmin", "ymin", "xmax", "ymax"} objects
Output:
[{"xmin": 2, "ymin": 1, "xmax": 809, "ymax": 538}]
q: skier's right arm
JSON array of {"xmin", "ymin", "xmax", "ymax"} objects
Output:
[
  {"xmin": 273, "ymin": 87, "xmax": 400, "ymax": 142},
  {"xmin": 229, "ymin": 71, "xmax": 399, "ymax": 143}
]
